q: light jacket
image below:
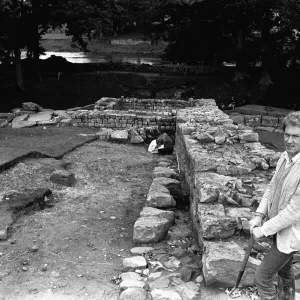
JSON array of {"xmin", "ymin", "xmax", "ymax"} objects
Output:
[{"xmin": 256, "ymin": 152, "xmax": 300, "ymax": 254}]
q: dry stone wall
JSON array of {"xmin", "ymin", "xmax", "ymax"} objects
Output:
[
  {"xmin": 175, "ymin": 99, "xmax": 281, "ymax": 287},
  {"xmin": 226, "ymin": 104, "xmax": 293, "ymax": 133},
  {"xmin": 0, "ymin": 99, "xmax": 198, "ymax": 135}
]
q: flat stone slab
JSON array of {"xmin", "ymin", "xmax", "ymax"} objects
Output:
[
  {"xmin": 110, "ymin": 130, "xmax": 128, "ymax": 142},
  {"xmin": 150, "ymin": 289, "xmax": 182, "ymax": 300},
  {"xmin": 130, "ymin": 247, "xmax": 154, "ymax": 255},
  {"xmin": 123, "ymin": 256, "xmax": 147, "ymax": 272},
  {"xmin": 120, "ymin": 272, "xmax": 143, "ymax": 282},
  {"xmin": 0, "ymin": 188, "xmax": 52, "ymax": 240},
  {"xmin": 146, "ymin": 191, "xmax": 176, "ymax": 208},
  {"xmin": 202, "ymin": 241, "xmax": 261, "ymax": 287},
  {"xmin": 140, "ymin": 207, "xmax": 175, "ymax": 223},
  {"xmin": 11, "ymin": 115, "xmax": 36, "ymax": 128},
  {"xmin": 27, "ymin": 111, "xmax": 53, "ymax": 122},
  {"xmin": 133, "ymin": 216, "xmax": 172, "ymax": 244}
]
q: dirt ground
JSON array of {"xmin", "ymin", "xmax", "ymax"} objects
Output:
[{"xmin": 0, "ymin": 140, "xmax": 159, "ymax": 300}]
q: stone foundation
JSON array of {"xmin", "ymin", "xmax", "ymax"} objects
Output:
[{"xmin": 226, "ymin": 104, "xmax": 293, "ymax": 133}]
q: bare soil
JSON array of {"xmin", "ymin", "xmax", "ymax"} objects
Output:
[{"xmin": 0, "ymin": 140, "xmax": 158, "ymax": 300}]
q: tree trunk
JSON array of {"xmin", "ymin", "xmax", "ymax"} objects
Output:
[
  {"xmin": 14, "ymin": 48, "xmax": 24, "ymax": 90},
  {"xmin": 259, "ymin": 13, "xmax": 273, "ymax": 86},
  {"xmin": 233, "ymin": 29, "xmax": 250, "ymax": 82}
]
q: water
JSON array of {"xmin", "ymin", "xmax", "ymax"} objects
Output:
[{"xmin": 21, "ymin": 51, "xmax": 162, "ymax": 65}]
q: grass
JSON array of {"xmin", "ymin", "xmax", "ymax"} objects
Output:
[{"xmin": 0, "ymin": 127, "xmax": 99, "ymax": 171}]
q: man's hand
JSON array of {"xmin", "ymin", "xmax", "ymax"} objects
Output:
[
  {"xmin": 252, "ymin": 227, "xmax": 264, "ymax": 240},
  {"xmin": 249, "ymin": 216, "xmax": 262, "ymax": 234}
]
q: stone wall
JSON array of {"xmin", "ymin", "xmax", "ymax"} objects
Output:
[
  {"xmin": 226, "ymin": 104, "xmax": 293, "ymax": 133},
  {"xmin": 0, "ymin": 98, "xmax": 197, "ymax": 135},
  {"xmin": 175, "ymin": 100, "xmax": 281, "ymax": 287}
]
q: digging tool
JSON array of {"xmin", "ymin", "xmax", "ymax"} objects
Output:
[{"xmin": 228, "ymin": 235, "xmax": 255, "ymax": 297}]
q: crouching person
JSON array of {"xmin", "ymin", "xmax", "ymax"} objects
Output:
[
  {"xmin": 156, "ymin": 133, "xmax": 174, "ymax": 155},
  {"xmin": 148, "ymin": 133, "xmax": 174, "ymax": 155},
  {"xmin": 249, "ymin": 111, "xmax": 300, "ymax": 300}
]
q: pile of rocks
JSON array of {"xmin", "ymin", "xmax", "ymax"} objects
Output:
[
  {"xmin": 119, "ymin": 246, "xmax": 202, "ymax": 300},
  {"xmin": 117, "ymin": 155, "xmax": 206, "ymax": 300}
]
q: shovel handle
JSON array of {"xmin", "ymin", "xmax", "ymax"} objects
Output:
[{"xmin": 228, "ymin": 235, "xmax": 256, "ymax": 296}]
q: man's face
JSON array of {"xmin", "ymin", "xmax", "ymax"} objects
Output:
[{"xmin": 284, "ymin": 125, "xmax": 300, "ymax": 158}]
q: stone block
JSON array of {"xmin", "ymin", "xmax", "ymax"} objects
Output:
[
  {"xmin": 120, "ymin": 272, "xmax": 143, "ymax": 281},
  {"xmin": 202, "ymin": 241, "xmax": 261, "ymax": 287},
  {"xmin": 130, "ymin": 247, "xmax": 154, "ymax": 255},
  {"xmin": 119, "ymin": 288, "xmax": 148, "ymax": 300},
  {"xmin": 150, "ymin": 289, "xmax": 182, "ymax": 300},
  {"xmin": 110, "ymin": 130, "xmax": 129, "ymax": 142},
  {"xmin": 129, "ymin": 129, "xmax": 144, "ymax": 144},
  {"xmin": 194, "ymin": 173, "xmax": 235, "ymax": 203},
  {"xmin": 215, "ymin": 135, "xmax": 226, "ymax": 145},
  {"xmin": 122, "ymin": 256, "xmax": 147, "ymax": 272},
  {"xmin": 27, "ymin": 111, "xmax": 53, "ymax": 122},
  {"xmin": 133, "ymin": 216, "xmax": 172, "ymax": 243},
  {"xmin": 140, "ymin": 207, "xmax": 175, "ymax": 223},
  {"xmin": 146, "ymin": 190, "xmax": 176, "ymax": 208},
  {"xmin": 200, "ymin": 204, "xmax": 237, "ymax": 240},
  {"xmin": 11, "ymin": 114, "xmax": 37, "ymax": 128},
  {"xmin": 22, "ymin": 102, "xmax": 40, "ymax": 111}
]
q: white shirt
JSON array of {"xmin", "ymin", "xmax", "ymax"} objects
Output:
[
  {"xmin": 283, "ymin": 151, "xmax": 300, "ymax": 168},
  {"xmin": 148, "ymin": 140, "xmax": 158, "ymax": 154}
]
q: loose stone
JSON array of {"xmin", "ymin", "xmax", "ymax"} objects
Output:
[
  {"xmin": 120, "ymin": 272, "xmax": 143, "ymax": 282},
  {"xmin": 119, "ymin": 288, "xmax": 148, "ymax": 300},
  {"xmin": 130, "ymin": 247, "xmax": 154, "ymax": 255},
  {"xmin": 120, "ymin": 279, "xmax": 146, "ymax": 291},
  {"xmin": 150, "ymin": 288, "xmax": 182, "ymax": 300},
  {"xmin": 123, "ymin": 256, "xmax": 147, "ymax": 272}
]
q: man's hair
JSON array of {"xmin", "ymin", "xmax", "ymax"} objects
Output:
[{"xmin": 282, "ymin": 111, "xmax": 300, "ymax": 131}]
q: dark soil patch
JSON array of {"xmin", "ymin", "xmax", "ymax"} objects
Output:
[{"xmin": 0, "ymin": 127, "xmax": 98, "ymax": 170}]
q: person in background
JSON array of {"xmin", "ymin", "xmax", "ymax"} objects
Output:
[
  {"xmin": 148, "ymin": 133, "xmax": 174, "ymax": 155},
  {"xmin": 249, "ymin": 111, "xmax": 300, "ymax": 300}
]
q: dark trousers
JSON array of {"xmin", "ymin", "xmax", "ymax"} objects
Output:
[{"xmin": 254, "ymin": 236, "xmax": 295, "ymax": 300}]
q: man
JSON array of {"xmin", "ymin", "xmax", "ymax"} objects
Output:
[{"xmin": 249, "ymin": 111, "xmax": 300, "ymax": 300}]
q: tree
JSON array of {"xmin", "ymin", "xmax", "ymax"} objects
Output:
[
  {"xmin": 145, "ymin": 0, "xmax": 300, "ymax": 88},
  {"xmin": 0, "ymin": 0, "xmax": 32, "ymax": 89}
]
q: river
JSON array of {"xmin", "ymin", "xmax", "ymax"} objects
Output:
[{"xmin": 21, "ymin": 51, "xmax": 162, "ymax": 65}]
